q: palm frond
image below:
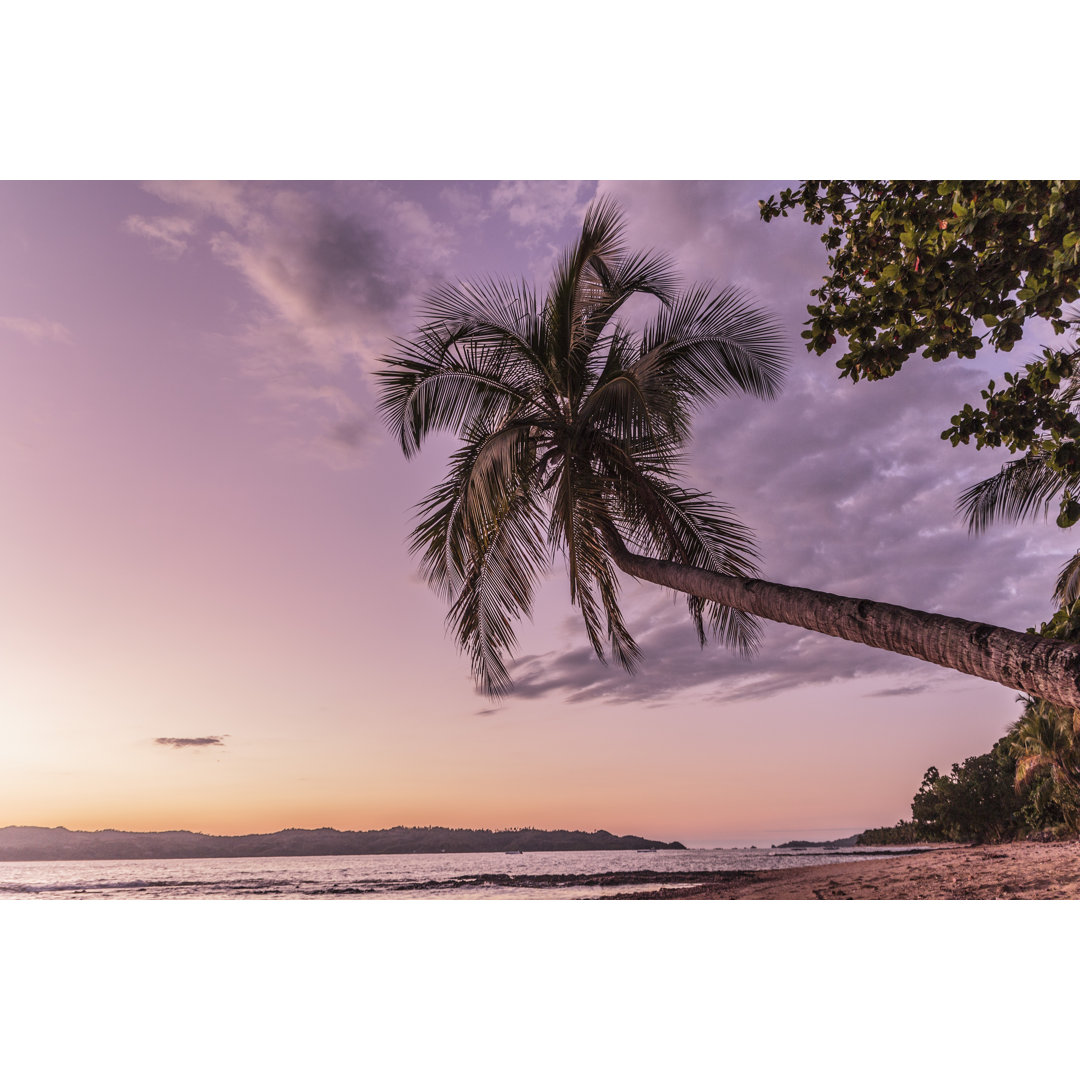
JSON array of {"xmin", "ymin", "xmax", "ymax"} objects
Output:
[
  {"xmin": 547, "ymin": 197, "xmax": 682, "ymax": 405},
  {"xmin": 1009, "ymin": 694, "xmax": 1080, "ymax": 793},
  {"xmin": 639, "ymin": 285, "xmax": 786, "ymax": 406},
  {"xmin": 617, "ymin": 480, "xmax": 763, "ymax": 654},
  {"xmin": 569, "ymin": 513, "xmax": 643, "ymax": 674},
  {"xmin": 377, "ymin": 328, "xmax": 544, "ymax": 457},
  {"xmin": 421, "ymin": 276, "xmax": 542, "ymax": 357},
  {"xmin": 447, "ymin": 501, "xmax": 547, "ymax": 698},
  {"xmin": 546, "ymin": 459, "xmax": 642, "ymax": 672},
  {"xmin": 436, "ymin": 442, "xmax": 549, "ymax": 698},
  {"xmin": 585, "ymin": 427, "xmax": 762, "ymax": 654},
  {"xmin": 546, "ymin": 197, "xmax": 627, "ymax": 392},
  {"xmin": 605, "ymin": 248, "xmax": 680, "ymax": 304},
  {"xmin": 957, "ymin": 450, "xmax": 1065, "ymax": 533},
  {"xmin": 410, "ymin": 419, "xmax": 538, "ymax": 598},
  {"xmin": 572, "ymin": 246, "xmax": 680, "ymax": 370},
  {"xmin": 1014, "ymin": 752, "xmax": 1048, "ymax": 792},
  {"xmin": 585, "ymin": 537, "xmax": 642, "ymax": 674},
  {"xmin": 1055, "ymin": 551, "xmax": 1080, "ymax": 607},
  {"xmin": 578, "ymin": 330, "xmax": 685, "ymax": 455}
]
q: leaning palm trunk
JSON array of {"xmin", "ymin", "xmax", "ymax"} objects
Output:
[
  {"xmin": 602, "ymin": 526, "xmax": 1080, "ymax": 709},
  {"xmin": 378, "ymin": 198, "xmax": 1080, "ymax": 710}
]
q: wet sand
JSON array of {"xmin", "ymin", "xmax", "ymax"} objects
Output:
[{"xmin": 613, "ymin": 841, "xmax": 1080, "ymax": 899}]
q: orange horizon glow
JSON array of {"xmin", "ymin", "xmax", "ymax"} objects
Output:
[{"xmin": 2, "ymin": 181, "xmax": 1068, "ymax": 851}]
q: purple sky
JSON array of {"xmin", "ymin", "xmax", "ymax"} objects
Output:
[{"xmin": 2, "ymin": 180, "xmax": 1073, "ymax": 847}]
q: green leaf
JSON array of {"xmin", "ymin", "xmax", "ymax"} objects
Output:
[{"xmin": 1058, "ymin": 500, "xmax": 1080, "ymax": 529}]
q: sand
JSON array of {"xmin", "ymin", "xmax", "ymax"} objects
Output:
[{"xmin": 620, "ymin": 841, "xmax": 1080, "ymax": 899}]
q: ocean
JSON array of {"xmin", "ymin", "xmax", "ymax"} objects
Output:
[{"xmin": 0, "ymin": 845, "xmax": 920, "ymax": 899}]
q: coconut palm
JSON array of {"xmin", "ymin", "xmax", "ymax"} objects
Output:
[
  {"xmin": 377, "ymin": 198, "xmax": 1080, "ymax": 706},
  {"xmin": 1010, "ymin": 696, "xmax": 1080, "ymax": 787},
  {"xmin": 1009, "ymin": 695, "xmax": 1080, "ymax": 829}
]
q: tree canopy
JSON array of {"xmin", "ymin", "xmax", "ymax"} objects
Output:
[{"xmin": 760, "ymin": 181, "xmax": 1080, "ymax": 524}]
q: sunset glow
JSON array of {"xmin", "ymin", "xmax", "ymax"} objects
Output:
[{"xmin": 2, "ymin": 180, "xmax": 1071, "ymax": 847}]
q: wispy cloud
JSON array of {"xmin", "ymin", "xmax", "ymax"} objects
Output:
[
  {"xmin": 123, "ymin": 214, "xmax": 195, "ymax": 257},
  {"xmin": 132, "ymin": 181, "xmax": 455, "ymax": 463},
  {"xmin": 155, "ymin": 736, "xmax": 228, "ymax": 750},
  {"xmin": 142, "ymin": 181, "xmax": 452, "ymax": 362},
  {"xmin": 506, "ymin": 617, "xmax": 934, "ymax": 707},
  {"xmin": 490, "ymin": 181, "xmax": 595, "ymax": 242},
  {"xmin": 0, "ymin": 315, "xmax": 72, "ymax": 345},
  {"xmin": 328, "ymin": 415, "xmax": 370, "ymax": 449},
  {"xmin": 864, "ymin": 685, "xmax": 932, "ymax": 698}
]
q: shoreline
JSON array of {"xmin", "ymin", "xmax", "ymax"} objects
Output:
[{"xmin": 610, "ymin": 841, "xmax": 1080, "ymax": 899}]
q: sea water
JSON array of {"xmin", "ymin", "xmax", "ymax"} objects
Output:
[{"xmin": 0, "ymin": 846, "xmax": 921, "ymax": 899}]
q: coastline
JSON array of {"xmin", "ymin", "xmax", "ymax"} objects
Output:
[{"xmin": 611, "ymin": 841, "xmax": 1080, "ymax": 899}]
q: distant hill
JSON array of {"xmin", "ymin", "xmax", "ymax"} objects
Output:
[
  {"xmin": 0, "ymin": 825, "xmax": 686, "ymax": 861},
  {"xmin": 772, "ymin": 835, "xmax": 863, "ymax": 849}
]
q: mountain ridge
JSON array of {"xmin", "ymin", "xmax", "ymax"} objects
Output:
[{"xmin": 0, "ymin": 824, "xmax": 686, "ymax": 861}]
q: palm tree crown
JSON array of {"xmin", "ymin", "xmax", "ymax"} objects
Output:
[
  {"xmin": 1010, "ymin": 695, "xmax": 1080, "ymax": 795},
  {"xmin": 377, "ymin": 198, "xmax": 787, "ymax": 695}
]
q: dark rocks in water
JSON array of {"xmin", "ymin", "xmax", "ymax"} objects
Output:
[
  {"xmin": 0, "ymin": 824, "xmax": 686, "ymax": 862},
  {"xmin": 396, "ymin": 869, "xmax": 754, "ymax": 893}
]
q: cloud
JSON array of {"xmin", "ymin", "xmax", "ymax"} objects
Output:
[
  {"xmin": 144, "ymin": 181, "xmax": 452, "ymax": 357},
  {"xmin": 328, "ymin": 415, "xmax": 370, "ymax": 449},
  {"xmin": 123, "ymin": 214, "xmax": 195, "ymax": 257},
  {"xmin": 155, "ymin": 736, "xmax": 228, "ymax": 750},
  {"xmin": 133, "ymin": 181, "xmax": 455, "ymax": 462},
  {"xmin": 490, "ymin": 180, "xmax": 595, "ymax": 241},
  {"xmin": 306, "ymin": 412, "xmax": 375, "ymax": 469},
  {"xmin": 439, "ymin": 184, "xmax": 491, "ymax": 228},
  {"xmin": 864, "ymin": 685, "xmax": 932, "ymax": 698},
  {"xmin": 141, "ymin": 179, "xmax": 252, "ymax": 229},
  {"xmin": 0, "ymin": 315, "xmax": 72, "ymax": 345},
  {"xmin": 690, "ymin": 359, "xmax": 1069, "ymax": 632},
  {"xmin": 506, "ymin": 613, "xmax": 941, "ymax": 706}
]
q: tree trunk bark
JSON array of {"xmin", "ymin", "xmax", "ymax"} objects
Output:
[{"xmin": 602, "ymin": 528, "xmax": 1080, "ymax": 710}]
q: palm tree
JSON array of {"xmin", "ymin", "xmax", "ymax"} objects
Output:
[
  {"xmin": 1010, "ymin": 696, "xmax": 1080, "ymax": 787},
  {"xmin": 1009, "ymin": 695, "xmax": 1080, "ymax": 829},
  {"xmin": 377, "ymin": 198, "xmax": 1080, "ymax": 706}
]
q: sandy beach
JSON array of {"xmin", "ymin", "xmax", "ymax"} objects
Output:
[{"xmin": 620, "ymin": 841, "xmax": 1080, "ymax": 899}]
